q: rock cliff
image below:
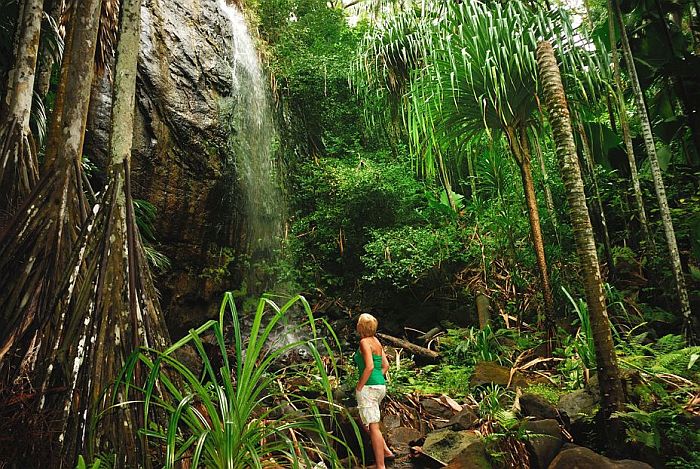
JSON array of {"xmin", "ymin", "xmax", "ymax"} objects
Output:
[{"xmin": 86, "ymin": 0, "xmax": 245, "ymax": 334}]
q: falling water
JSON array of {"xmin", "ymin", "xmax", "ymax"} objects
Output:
[{"xmin": 217, "ymin": 0, "xmax": 284, "ymax": 293}]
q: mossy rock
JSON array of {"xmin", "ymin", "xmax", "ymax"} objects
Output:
[
  {"xmin": 524, "ymin": 384, "xmax": 563, "ymax": 405},
  {"xmin": 423, "ymin": 429, "xmax": 485, "ymax": 465}
]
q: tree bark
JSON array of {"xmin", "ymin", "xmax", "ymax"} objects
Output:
[
  {"xmin": 607, "ymin": 0, "xmax": 654, "ymax": 248},
  {"xmin": 575, "ymin": 116, "xmax": 615, "ymax": 276},
  {"xmin": 0, "ymin": 0, "xmax": 100, "ymax": 364},
  {"xmin": 614, "ymin": 0, "xmax": 693, "ymax": 338},
  {"xmin": 506, "ymin": 125, "xmax": 555, "ymax": 329},
  {"xmin": 33, "ymin": 0, "xmax": 170, "ymax": 463},
  {"xmin": 531, "ymin": 133, "xmax": 558, "ymax": 234},
  {"xmin": 0, "ymin": 0, "xmax": 102, "ymax": 464},
  {"xmin": 377, "ymin": 333, "xmax": 440, "ymax": 361},
  {"xmin": 34, "ymin": 0, "xmax": 65, "ymax": 99},
  {"xmin": 0, "ymin": 0, "xmax": 43, "ymax": 215},
  {"xmin": 536, "ymin": 40, "xmax": 624, "ymax": 421}
]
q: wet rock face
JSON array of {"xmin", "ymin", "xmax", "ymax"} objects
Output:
[
  {"xmin": 87, "ymin": 0, "xmax": 243, "ymax": 334},
  {"xmin": 135, "ymin": 0, "xmax": 240, "ymax": 334}
]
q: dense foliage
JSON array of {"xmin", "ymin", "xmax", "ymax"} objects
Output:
[{"xmin": 0, "ymin": 0, "xmax": 699, "ymax": 466}]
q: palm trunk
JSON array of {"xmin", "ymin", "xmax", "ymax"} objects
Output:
[
  {"xmin": 437, "ymin": 149, "xmax": 456, "ymax": 211},
  {"xmin": 614, "ymin": 0, "xmax": 693, "ymax": 337},
  {"xmin": 34, "ymin": 0, "xmax": 65, "ymax": 99},
  {"xmin": 506, "ymin": 124, "xmax": 555, "ymax": 329},
  {"xmin": 0, "ymin": 0, "xmax": 101, "ymax": 364},
  {"xmin": 531, "ymin": 132, "xmax": 559, "ymax": 235},
  {"xmin": 537, "ymin": 40, "xmax": 624, "ymax": 421},
  {"xmin": 607, "ymin": 0, "xmax": 653, "ymax": 248},
  {"xmin": 0, "ymin": 0, "xmax": 102, "ymax": 463},
  {"xmin": 0, "ymin": 0, "xmax": 42, "ymax": 215},
  {"xmin": 575, "ymin": 117, "xmax": 615, "ymax": 276},
  {"xmin": 37, "ymin": 0, "xmax": 170, "ymax": 463},
  {"xmin": 466, "ymin": 147, "xmax": 477, "ymax": 198}
]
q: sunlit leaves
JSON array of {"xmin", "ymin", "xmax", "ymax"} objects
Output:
[{"xmin": 353, "ymin": 0, "xmax": 615, "ymax": 181}]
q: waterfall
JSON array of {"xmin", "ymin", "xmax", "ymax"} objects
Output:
[{"xmin": 217, "ymin": 0, "xmax": 284, "ymax": 293}]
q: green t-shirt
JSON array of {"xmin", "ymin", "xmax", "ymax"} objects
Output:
[{"xmin": 354, "ymin": 349, "xmax": 386, "ymax": 385}]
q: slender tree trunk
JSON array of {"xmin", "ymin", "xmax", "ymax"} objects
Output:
[
  {"xmin": 537, "ymin": 40, "xmax": 624, "ymax": 422},
  {"xmin": 575, "ymin": 116, "xmax": 615, "ymax": 276},
  {"xmin": 506, "ymin": 124, "xmax": 555, "ymax": 329},
  {"xmin": 34, "ymin": 0, "xmax": 65, "ymax": 99},
  {"xmin": 531, "ymin": 132, "xmax": 558, "ymax": 234},
  {"xmin": 0, "ymin": 0, "xmax": 102, "ymax": 464},
  {"xmin": 606, "ymin": 94, "xmax": 617, "ymax": 133},
  {"xmin": 437, "ymin": 149, "xmax": 456, "ymax": 210},
  {"xmin": 607, "ymin": 0, "xmax": 653, "ymax": 248},
  {"xmin": 0, "ymin": 0, "xmax": 43, "ymax": 215},
  {"xmin": 614, "ymin": 0, "xmax": 694, "ymax": 338},
  {"xmin": 466, "ymin": 146, "xmax": 477, "ymax": 198}
]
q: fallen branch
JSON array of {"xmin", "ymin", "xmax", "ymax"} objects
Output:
[{"xmin": 377, "ymin": 333, "xmax": 440, "ymax": 361}]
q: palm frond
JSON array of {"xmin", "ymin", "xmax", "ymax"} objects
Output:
[
  {"xmin": 354, "ymin": 0, "xmax": 615, "ymax": 182},
  {"xmin": 96, "ymin": 0, "xmax": 119, "ymax": 74}
]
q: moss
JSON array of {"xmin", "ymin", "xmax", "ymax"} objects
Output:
[{"xmin": 524, "ymin": 383, "xmax": 563, "ymax": 404}]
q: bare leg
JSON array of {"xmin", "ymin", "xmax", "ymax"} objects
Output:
[
  {"xmin": 369, "ymin": 422, "xmax": 386, "ymax": 469},
  {"xmin": 383, "ymin": 440, "xmax": 394, "ymax": 457}
]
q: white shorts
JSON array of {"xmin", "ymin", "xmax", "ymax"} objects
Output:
[{"xmin": 356, "ymin": 385, "xmax": 387, "ymax": 425}]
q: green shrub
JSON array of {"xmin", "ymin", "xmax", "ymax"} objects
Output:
[
  {"xmin": 289, "ymin": 155, "xmax": 429, "ymax": 289},
  {"xmin": 440, "ymin": 326, "xmax": 505, "ymax": 367},
  {"xmin": 614, "ymin": 404, "xmax": 700, "ymax": 467},
  {"xmin": 361, "ymin": 224, "xmax": 464, "ymax": 288}
]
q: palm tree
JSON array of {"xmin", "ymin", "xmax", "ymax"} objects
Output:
[
  {"xmin": 370, "ymin": 1, "xmax": 607, "ymax": 325},
  {"xmin": 0, "ymin": 0, "xmax": 43, "ymax": 215},
  {"xmin": 573, "ymin": 111, "xmax": 614, "ymax": 274},
  {"xmin": 536, "ymin": 40, "xmax": 624, "ymax": 421},
  {"xmin": 0, "ymin": 2, "xmax": 102, "ymax": 465},
  {"xmin": 0, "ymin": 0, "xmax": 102, "ymax": 365},
  {"xmin": 356, "ymin": 1, "xmax": 557, "ymax": 321},
  {"xmin": 34, "ymin": 0, "xmax": 66, "ymax": 100},
  {"xmin": 613, "ymin": 0, "xmax": 693, "ymax": 337},
  {"xmin": 606, "ymin": 0, "xmax": 652, "ymax": 247},
  {"xmin": 531, "ymin": 132, "xmax": 559, "ymax": 235},
  {"xmin": 40, "ymin": 0, "xmax": 170, "ymax": 462},
  {"xmin": 1, "ymin": 0, "xmax": 172, "ymax": 463}
]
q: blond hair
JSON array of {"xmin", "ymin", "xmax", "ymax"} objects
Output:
[{"xmin": 357, "ymin": 313, "xmax": 378, "ymax": 338}]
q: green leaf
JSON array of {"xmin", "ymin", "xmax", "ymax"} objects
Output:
[{"xmin": 656, "ymin": 143, "xmax": 672, "ymax": 171}]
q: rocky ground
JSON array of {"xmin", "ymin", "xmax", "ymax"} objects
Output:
[{"xmin": 340, "ymin": 361, "xmax": 657, "ymax": 469}]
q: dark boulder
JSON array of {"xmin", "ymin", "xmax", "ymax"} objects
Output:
[
  {"xmin": 445, "ymin": 407, "xmax": 480, "ymax": 430},
  {"xmin": 421, "ymin": 397, "xmax": 458, "ymax": 420},
  {"xmin": 85, "ymin": 0, "xmax": 245, "ymax": 333},
  {"xmin": 523, "ymin": 419, "xmax": 563, "ymax": 469},
  {"xmin": 548, "ymin": 444, "xmax": 653, "ymax": 469},
  {"xmin": 470, "ymin": 361, "xmax": 549, "ymax": 388},
  {"xmin": 520, "ymin": 393, "xmax": 559, "ymax": 420}
]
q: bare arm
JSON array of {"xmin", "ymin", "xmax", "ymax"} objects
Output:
[
  {"xmin": 356, "ymin": 339, "xmax": 374, "ymax": 392},
  {"xmin": 381, "ymin": 347, "xmax": 390, "ymax": 375}
]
